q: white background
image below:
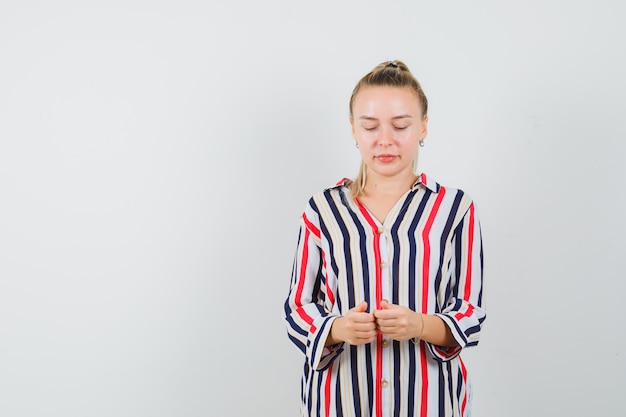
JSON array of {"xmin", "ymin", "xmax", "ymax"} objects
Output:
[{"xmin": 1, "ymin": 1, "xmax": 625, "ymax": 416}]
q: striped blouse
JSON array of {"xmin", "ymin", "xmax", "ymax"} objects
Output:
[{"xmin": 284, "ymin": 173, "xmax": 486, "ymax": 417}]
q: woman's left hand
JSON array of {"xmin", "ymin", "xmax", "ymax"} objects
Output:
[{"xmin": 373, "ymin": 300, "xmax": 423, "ymax": 341}]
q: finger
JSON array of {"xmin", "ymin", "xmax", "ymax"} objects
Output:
[
  {"xmin": 382, "ymin": 300, "xmax": 401, "ymax": 310},
  {"xmin": 353, "ymin": 312, "xmax": 375, "ymax": 323},
  {"xmin": 376, "ymin": 320, "xmax": 394, "ymax": 332},
  {"xmin": 354, "ymin": 332, "xmax": 377, "ymax": 341},
  {"xmin": 356, "ymin": 321, "xmax": 378, "ymax": 331},
  {"xmin": 352, "ymin": 301, "xmax": 368, "ymax": 313},
  {"xmin": 352, "ymin": 318, "xmax": 377, "ymax": 329},
  {"xmin": 356, "ymin": 328, "xmax": 378, "ymax": 338},
  {"xmin": 345, "ymin": 318, "xmax": 375, "ymax": 335},
  {"xmin": 351, "ymin": 326, "xmax": 377, "ymax": 337},
  {"xmin": 376, "ymin": 315, "xmax": 394, "ymax": 325},
  {"xmin": 373, "ymin": 309, "xmax": 395, "ymax": 320},
  {"xmin": 353, "ymin": 336, "xmax": 377, "ymax": 345}
]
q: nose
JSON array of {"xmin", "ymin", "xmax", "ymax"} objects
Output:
[{"xmin": 378, "ymin": 126, "xmax": 393, "ymax": 146}]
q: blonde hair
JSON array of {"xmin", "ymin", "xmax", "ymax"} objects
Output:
[{"xmin": 349, "ymin": 60, "xmax": 428, "ymax": 198}]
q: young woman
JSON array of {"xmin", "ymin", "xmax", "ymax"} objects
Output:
[{"xmin": 284, "ymin": 60, "xmax": 486, "ymax": 417}]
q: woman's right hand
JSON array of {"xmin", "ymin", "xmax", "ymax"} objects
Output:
[{"xmin": 327, "ymin": 301, "xmax": 378, "ymax": 346}]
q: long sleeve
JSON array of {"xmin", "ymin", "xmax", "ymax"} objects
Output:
[
  {"xmin": 284, "ymin": 203, "xmax": 343, "ymax": 371},
  {"xmin": 429, "ymin": 202, "xmax": 486, "ymax": 362}
]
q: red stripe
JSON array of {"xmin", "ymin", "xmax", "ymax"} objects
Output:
[
  {"xmin": 303, "ymin": 212, "xmax": 321, "ymax": 239},
  {"xmin": 294, "ymin": 228, "xmax": 311, "ymax": 308},
  {"xmin": 335, "ymin": 177, "xmax": 350, "ymax": 186},
  {"xmin": 419, "ymin": 187, "xmax": 446, "ymax": 415},
  {"xmin": 421, "ymin": 188, "xmax": 446, "ymax": 313},
  {"xmin": 295, "ymin": 307, "xmax": 317, "ymax": 333},
  {"xmin": 463, "ymin": 204, "xmax": 475, "ymax": 299},
  {"xmin": 454, "ymin": 303, "xmax": 474, "ymax": 321},
  {"xmin": 419, "ymin": 344, "xmax": 429, "ymax": 415},
  {"xmin": 374, "ymin": 231, "xmax": 383, "ymax": 417},
  {"xmin": 433, "ymin": 345, "xmax": 458, "ymax": 359},
  {"xmin": 460, "ymin": 358, "xmax": 468, "ymax": 415},
  {"xmin": 355, "ymin": 199, "xmax": 383, "ymax": 417},
  {"xmin": 294, "ymin": 229, "xmax": 317, "ymax": 333},
  {"xmin": 323, "ymin": 251, "xmax": 335, "ymax": 305},
  {"xmin": 324, "ymin": 362, "xmax": 333, "ymax": 417},
  {"xmin": 420, "ymin": 172, "xmax": 427, "ymax": 186},
  {"xmin": 303, "ymin": 212, "xmax": 335, "ymax": 307}
]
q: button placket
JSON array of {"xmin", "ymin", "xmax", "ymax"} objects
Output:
[{"xmin": 378, "ymin": 226, "xmax": 392, "ymax": 413}]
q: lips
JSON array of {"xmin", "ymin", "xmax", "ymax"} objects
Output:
[{"xmin": 376, "ymin": 154, "xmax": 396, "ymax": 163}]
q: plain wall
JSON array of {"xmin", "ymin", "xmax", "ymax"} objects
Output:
[{"xmin": 1, "ymin": 1, "xmax": 624, "ymax": 416}]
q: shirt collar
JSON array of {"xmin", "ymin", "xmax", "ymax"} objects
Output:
[
  {"xmin": 411, "ymin": 173, "xmax": 440, "ymax": 193},
  {"xmin": 334, "ymin": 173, "xmax": 440, "ymax": 193}
]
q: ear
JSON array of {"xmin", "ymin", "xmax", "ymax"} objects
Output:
[
  {"xmin": 350, "ymin": 117, "xmax": 357, "ymax": 139},
  {"xmin": 420, "ymin": 116, "xmax": 429, "ymax": 141}
]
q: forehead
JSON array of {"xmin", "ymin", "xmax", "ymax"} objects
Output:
[{"xmin": 352, "ymin": 86, "xmax": 421, "ymax": 117}]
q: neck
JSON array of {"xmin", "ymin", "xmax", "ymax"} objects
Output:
[{"xmin": 364, "ymin": 170, "xmax": 418, "ymax": 196}]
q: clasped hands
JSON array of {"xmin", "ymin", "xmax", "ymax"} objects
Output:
[{"xmin": 330, "ymin": 300, "xmax": 423, "ymax": 346}]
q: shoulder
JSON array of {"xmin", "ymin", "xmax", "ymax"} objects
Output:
[
  {"xmin": 307, "ymin": 178, "xmax": 351, "ymax": 205},
  {"xmin": 300, "ymin": 178, "xmax": 352, "ymax": 221},
  {"xmin": 419, "ymin": 173, "xmax": 477, "ymax": 214}
]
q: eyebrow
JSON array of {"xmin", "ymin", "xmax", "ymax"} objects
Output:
[{"xmin": 358, "ymin": 114, "xmax": 413, "ymax": 120}]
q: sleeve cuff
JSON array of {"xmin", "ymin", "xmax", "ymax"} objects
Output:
[
  {"xmin": 308, "ymin": 315, "xmax": 344, "ymax": 371},
  {"xmin": 423, "ymin": 313, "xmax": 467, "ymax": 362}
]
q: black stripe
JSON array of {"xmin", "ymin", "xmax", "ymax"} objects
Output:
[
  {"xmin": 391, "ymin": 190, "xmax": 417, "ymax": 305},
  {"xmin": 452, "ymin": 219, "xmax": 464, "ymax": 303},
  {"xmin": 286, "ymin": 333, "xmax": 306, "ymax": 354},
  {"xmin": 434, "ymin": 190, "xmax": 464, "ymax": 313},
  {"xmin": 407, "ymin": 190, "xmax": 430, "ymax": 312},
  {"xmin": 315, "ymin": 369, "xmax": 323, "ymax": 417},
  {"xmin": 310, "ymin": 198, "xmax": 343, "ymax": 313},
  {"xmin": 407, "ymin": 342, "xmax": 417, "ymax": 414},
  {"xmin": 305, "ymin": 363, "xmax": 314, "ymax": 416},
  {"xmin": 392, "ymin": 340, "xmax": 401, "ymax": 417},
  {"xmin": 335, "ymin": 358, "xmax": 343, "ymax": 417},
  {"xmin": 406, "ymin": 192, "xmax": 429, "ymax": 416},
  {"xmin": 446, "ymin": 360, "xmax": 455, "ymax": 417},
  {"xmin": 436, "ymin": 361, "xmax": 446, "ymax": 417},
  {"xmin": 323, "ymin": 190, "xmax": 364, "ymax": 311},
  {"xmin": 349, "ymin": 345, "xmax": 363, "ymax": 417},
  {"xmin": 456, "ymin": 365, "xmax": 463, "ymax": 404},
  {"xmin": 364, "ymin": 344, "xmax": 374, "ymax": 413}
]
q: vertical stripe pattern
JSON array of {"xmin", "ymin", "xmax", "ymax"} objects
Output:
[{"xmin": 284, "ymin": 174, "xmax": 486, "ymax": 417}]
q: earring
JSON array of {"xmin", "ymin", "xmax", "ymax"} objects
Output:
[
  {"xmin": 419, "ymin": 140, "xmax": 425, "ymax": 147},
  {"xmin": 355, "ymin": 143, "xmax": 359, "ymax": 148}
]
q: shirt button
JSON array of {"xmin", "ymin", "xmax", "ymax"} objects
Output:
[
  {"xmin": 377, "ymin": 227, "xmax": 384, "ymax": 234},
  {"xmin": 380, "ymin": 262, "xmax": 387, "ymax": 268},
  {"xmin": 381, "ymin": 380, "xmax": 389, "ymax": 388},
  {"xmin": 382, "ymin": 340, "xmax": 389, "ymax": 348}
]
